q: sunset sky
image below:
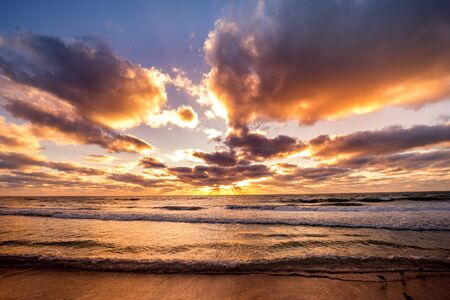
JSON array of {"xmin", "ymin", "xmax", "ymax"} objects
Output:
[{"xmin": 0, "ymin": 0, "xmax": 449, "ymax": 195}]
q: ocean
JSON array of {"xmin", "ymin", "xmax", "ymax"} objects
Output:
[{"xmin": 1, "ymin": 192, "xmax": 449, "ymax": 274}]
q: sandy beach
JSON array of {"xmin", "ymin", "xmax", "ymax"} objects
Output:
[{"xmin": 1, "ymin": 268, "xmax": 449, "ymax": 300}]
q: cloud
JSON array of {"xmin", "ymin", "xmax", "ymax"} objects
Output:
[
  {"xmin": 4, "ymin": 100, "xmax": 153, "ymax": 154},
  {"xmin": 192, "ymin": 126, "xmax": 305, "ymax": 164},
  {"xmin": 0, "ymin": 169, "xmax": 124, "ymax": 190},
  {"xmin": 309, "ymin": 124, "xmax": 450, "ymax": 159},
  {"xmin": 0, "ymin": 33, "xmax": 167, "ymax": 129},
  {"xmin": 275, "ymin": 162, "xmax": 298, "ymax": 170},
  {"xmin": 0, "ymin": 33, "xmax": 171, "ymax": 153},
  {"xmin": 147, "ymin": 105, "xmax": 199, "ymax": 128},
  {"xmin": 166, "ymin": 148, "xmax": 204, "ymax": 163},
  {"xmin": 176, "ymin": 106, "xmax": 196, "ymax": 123},
  {"xmin": 338, "ymin": 150, "xmax": 450, "ymax": 173},
  {"xmin": 0, "ymin": 151, "xmax": 105, "ymax": 175},
  {"xmin": 107, "ymin": 173, "xmax": 165, "ymax": 187},
  {"xmin": 277, "ymin": 166, "xmax": 351, "ymax": 182},
  {"xmin": 138, "ymin": 156, "xmax": 167, "ymax": 169},
  {"xmin": 438, "ymin": 114, "xmax": 450, "ymax": 123},
  {"xmin": 0, "ymin": 152, "xmax": 170, "ymax": 190},
  {"xmin": 168, "ymin": 164, "xmax": 272, "ymax": 186},
  {"xmin": 0, "ymin": 152, "xmax": 43, "ymax": 170},
  {"xmin": 193, "ymin": 150, "xmax": 249, "ymax": 166},
  {"xmin": 170, "ymin": 67, "xmax": 228, "ymax": 120},
  {"xmin": 204, "ymin": 0, "xmax": 450, "ymax": 127},
  {"xmin": 225, "ymin": 127, "xmax": 306, "ymax": 161},
  {"xmin": 0, "ymin": 116, "xmax": 41, "ymax": 153},
  {"xmin": 0, "ymin": 171, "xmax": 81, "ymax": 188},
  {"xmin": 203, "ymin": 128, "xmax": 223, "ymax": 142},
  {"xmin": 45, "ymin": 161, "xmax": 106, "ymax": 176},
  {"xmin": 84, "ymin": 154, "xmax": 116, "ymax": 164}
]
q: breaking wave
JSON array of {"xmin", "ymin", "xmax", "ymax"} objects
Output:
[{"xmin": 1, "ymin": 254, "xmax": 449, "ymax": 273}]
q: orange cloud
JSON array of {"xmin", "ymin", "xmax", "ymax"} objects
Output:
[
  {"xmin": 177, "ymin": 106, "xmax": 196, "ymax": 122},
  {"xmin": 139, "ymin": 157, "xmax": 167, "ymax": 169},
  {"xmin": 0, "ymin": 152, "xmax": 105, "ymax": 176},
  {"xmin": 0, "ymin": 33, "xmax": 167, "ymax": 129},
  {"xmin": 147, "ymin": 105, "xmax": 199, "ymax": 128},
  {"xmin": 107, "ymin": 173, "xmax": 167, "ymax": 187},
  {"xmin": 4, "ymin": 100, "xmax": 153, "ymax": 154},
  {"xmin": 84, "ymin": 154, "xmax": 116, "ymax": 164},
  {"xmin": 0, "ymin": 117, "xmax": 41, "ymax": 153},
  {"xmin": 204, "ymin": 1, "xmax": 450, "ymax": 127},
  {"xmin": 336, "ymin": 150, "xmax": 450, "ymax": 174},
  {"xmin": 309, "ymin": 124, "xmax": 450, "ymax": 160}
]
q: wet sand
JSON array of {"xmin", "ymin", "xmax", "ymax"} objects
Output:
[{"xmin": 1, "ymin": 268, "xmax": 449, "ymax": 299}]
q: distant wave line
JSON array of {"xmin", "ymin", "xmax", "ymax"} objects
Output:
[{"xmin": 0, "ymin": 209, "xmax": 449, "ymax": 231}]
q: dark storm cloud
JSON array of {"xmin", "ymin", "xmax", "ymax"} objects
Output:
[
  {"xmin": 309, "ymin": 124, "xmax": 450, "ymax": 159},
  {"xmin": 0, "ymin": 33, "xmax": 166, "ymax": 129},
  {"xmin": 205, "ymin": 0, "xmax": 450, "ymax": 127},
  {"xmin": 139, "ymin": 157, "xmax": 167, "ymax": 169},
  {"xmin": 168, "ymin": 164, "xmax": 273, "ymax": 186},
  {"xmin": 225, "ymin": 127, "xmax": 306, "ymax": 161},
  {"xmin": 4, "ymin": 100, "xmax": 153, "ymax": 154}
]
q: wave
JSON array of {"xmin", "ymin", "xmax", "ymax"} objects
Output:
[
  {"xmin": 267, "ymin": 239, "xmax": 445, "ymax": 251},
  {"xmin": 3, "ymin": 192, "xmax": 449, "ymax": 203},
  {"xmin": 0, "ymin": 239, "xmax": 194, "ymax": 255},
  {"xmin": 0, "ymin": 239, "xmax": 114, "ymax": 248},
  {"xmin": 1, "ymin": 254, "xmax": 449, "ymax": 274},
  {"xmin": 239, "ymin": 233, "xmax": 328, "ymax": 238},
  {"xmin": 0, "ymin": 208, "xmax": 449, "ymax": 231},
  {"xmin": 155, "ymin": 206, "xmax": 205, "ymax": 211},
  {"xmin": 279, "ymin": 193, "xmax": 450, "ymax": 204},
  {"xmin": 225, "ymin": 204, "xmax": 450, "ymax": 212},
  {"xmin": 3, "ymin": 238, "xmax": 442, "ymax": 253}
]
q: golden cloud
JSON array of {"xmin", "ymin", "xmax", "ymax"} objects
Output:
[
  {"xmin": 0, "ymin": 34, "xmax": 168, "ymax": 130},
  {"xmin": 147, "ymin": 105, "xmax": 199, "ymax": 128},
  {"xmin": 204, "ymin": 1, "xmax": 450, "ymax": 127},
  {"xmin": 0, "ymin": 117, "xmax": 41, "ymax": 153}
]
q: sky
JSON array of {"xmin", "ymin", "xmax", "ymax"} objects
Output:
[{"xmin": 0, "ymin": 0, "xmax": 449, "ymax": 195}]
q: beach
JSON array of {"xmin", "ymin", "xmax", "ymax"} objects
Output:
[
  {"xmin": 1, "ymin": 268, "xmax": 450, "ymax": 299},
  {"xmin": 1, "ymin": 193, "xmax": 450, "ymax": 299}
]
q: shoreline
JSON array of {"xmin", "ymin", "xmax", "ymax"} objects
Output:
[
  {"xmin": 1, "ymin": 253, "xmax": 449, "ymax": 275},
  {"xmin": 0, "ymin": 254, "xmax": 450, "ymax": 276},
  {"xmin": 1, "ymin": 267, "xmax": 450, "ymax": 299}
]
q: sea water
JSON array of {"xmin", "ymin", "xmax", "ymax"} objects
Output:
[{"xmin": 0, "ymin": 192, "xmax": 449, "ymax": 273}]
